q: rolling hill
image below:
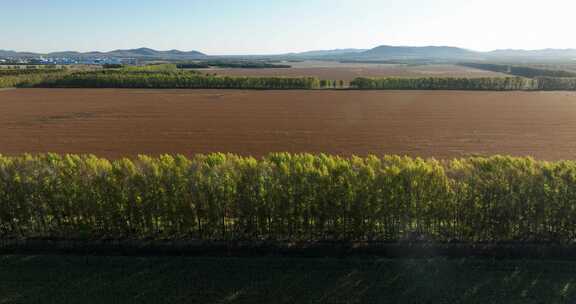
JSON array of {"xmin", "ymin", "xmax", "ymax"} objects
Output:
[
  {"xmin": 0, "ymin": 48, "xmax": 207, "ymax": 60},
  {"xmin": 3, "ymin": 45, "xmax": 576, "ymax": 62},
  {"xmin": 359, "ymin": 45, "xmax": 477, "ymax": 59}
]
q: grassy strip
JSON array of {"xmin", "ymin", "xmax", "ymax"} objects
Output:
[{"xmin": 1, "ymin": 255, "xmax": 575, "ymax": 303}]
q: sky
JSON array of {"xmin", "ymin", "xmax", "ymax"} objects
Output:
[{"xmin": 1, "ymin": 0, "xmax": 575, "ymax": 55}]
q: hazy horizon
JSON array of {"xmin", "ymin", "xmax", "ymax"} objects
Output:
[
  {"xmin": 5, "ymin": 45, "xmax": 576, "ymax": 57},
  {"xmin": 3, "ymin": 0, "xmax": 575, "ymax": 55}
]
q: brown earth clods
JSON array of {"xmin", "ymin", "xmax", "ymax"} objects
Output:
[{"xmin": 1, "ymin": 89, "xmax": 576, "ymax": 160}]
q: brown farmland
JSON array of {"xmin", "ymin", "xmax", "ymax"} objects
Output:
[
  {"xmin": 200, "ymin": 63, "xmax": 507, "ymax": 81},
  {"xmin": 1, "ymin": 89, "xmax": 576, "ymax": 160}
]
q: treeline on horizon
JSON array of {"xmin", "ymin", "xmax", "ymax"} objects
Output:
[
  {"xmin": 349, "ymin": 77, "xmax": 536, "ymax": 90},
  {"xmin": 459, "ymin": 62, "xmax": 576, "ymax": 78},
  {"xmin": 0, "ymin": 68, "xmax": 65, "ymax": 77},
  {"xmin": 349, "ymin": 76, "xmax": 576, "ymax": 91},
  {"xmin": 0, "ymin": 70, "xmax": 70, "ymax": 88},
  {"xmin": 0, "ymin": 65, "xmax": 322, "ymax": 89},
  {"xmin": 2, "ymin": 153, "xmax": 576, "ymax": 243},
  {"xmin": 36, "ymin": 70, "xmax": 322, "ymax": 89},
  {"xmin": 0, "ymin": 67, "xmax": 70, "ymax": 88},
  {"xmin": 2, "ymin": 63, "xmax": 576, "ymax": 90}
]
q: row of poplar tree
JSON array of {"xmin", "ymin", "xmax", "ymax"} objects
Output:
[
  {"xmin": 3, "ymin": 65, "xmax": 576, "ymax": 90},
  {"xmin": 2, "ymin": 153, "xmax": 576, "ymax": 243}
]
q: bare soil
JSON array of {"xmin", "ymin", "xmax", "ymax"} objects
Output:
[{"xmin": 1, "ymin": 89, "xmax": 576, "ymax": 160}]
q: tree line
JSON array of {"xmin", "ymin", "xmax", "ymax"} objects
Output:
[
  {"xmin": 0, "ymin": 68, "xmax": 65, "ymax": 77},
  {"xmin": 2, "ymin": 153, "xmax": 576, "ymax": 243},
  {"xmin": 535, "ymin": 77, "xmax": 576, "ymax": 90},
  {"xmin": 34, "ymin": 70, "xmax": 321, "ymax": 89},
  {"xmin": 460, "ymin": 62, "xmax": 576, "ymax": 78},
  {"xmin": 349, "ymin": 76, "xmax": 576, "ymax": 91},
  {"xmin": 122, "ymin": 63, "xmax": 180, "ymax": 72},
  {"xmin": 0, "ymin": 68, "xmax": 320, "ymax": 89},
  {"xmin": 3, "ymin": 65, "xmax": 576, "ymax": 90},
  {"xmin": 0, "ymin": 71, "xmax": 69, "ymax": 88},
  {"xmin": 349, "ymin": 77, "xmax": 537, "ymax": 90}
]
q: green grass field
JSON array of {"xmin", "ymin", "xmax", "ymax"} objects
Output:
[{"xmin": 1, "ymin": 255, "xmax": 575, "ymax": 303}]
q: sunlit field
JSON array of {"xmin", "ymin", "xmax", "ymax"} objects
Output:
[{"xmin": 3, "ymin": 89, "xmax": 576, "ymax": 159}]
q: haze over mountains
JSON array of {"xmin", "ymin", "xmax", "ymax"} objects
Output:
[
  {"xmin": 0, "ymin": 48, "xmax": 207, "ymax": 60},
  {"xmin": 295, "ymin": 46, "xmax": 576, "ymax": 61},
  {"xmin": 2, "ymin": 45, "xmax": 576, "ymax": 61}
]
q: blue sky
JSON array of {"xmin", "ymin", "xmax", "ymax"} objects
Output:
[{"xmin": 2, "ymin": 0, "xmax": 574, "ymax": 55}]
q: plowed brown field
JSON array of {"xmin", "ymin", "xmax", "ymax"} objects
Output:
[
  {"xmin": 1, "ymin": 89, "xmax": 575, "ymax": 160},
  {"xmin": 201, "ymin": 63, "xmax": 506, "ymax": 81}
]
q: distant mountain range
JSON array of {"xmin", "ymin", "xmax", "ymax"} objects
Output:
[
  {"xmin": 287, "ymin": 46, "xmax": 576, "ymax": 61},
  {"xmin": 0, "ymin": 47, "xmax": 207, "ymax": 60},
  {"xmin": 485, "ymin": 48, "xmax": 576, "ymax": 59},
  {"xmin": 2, "ymin": 46, "xmax": 576, "ymax": 62},
  {"xmin": 358, "ymin": 45, "xmax": 476, "ymax": 59}
]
